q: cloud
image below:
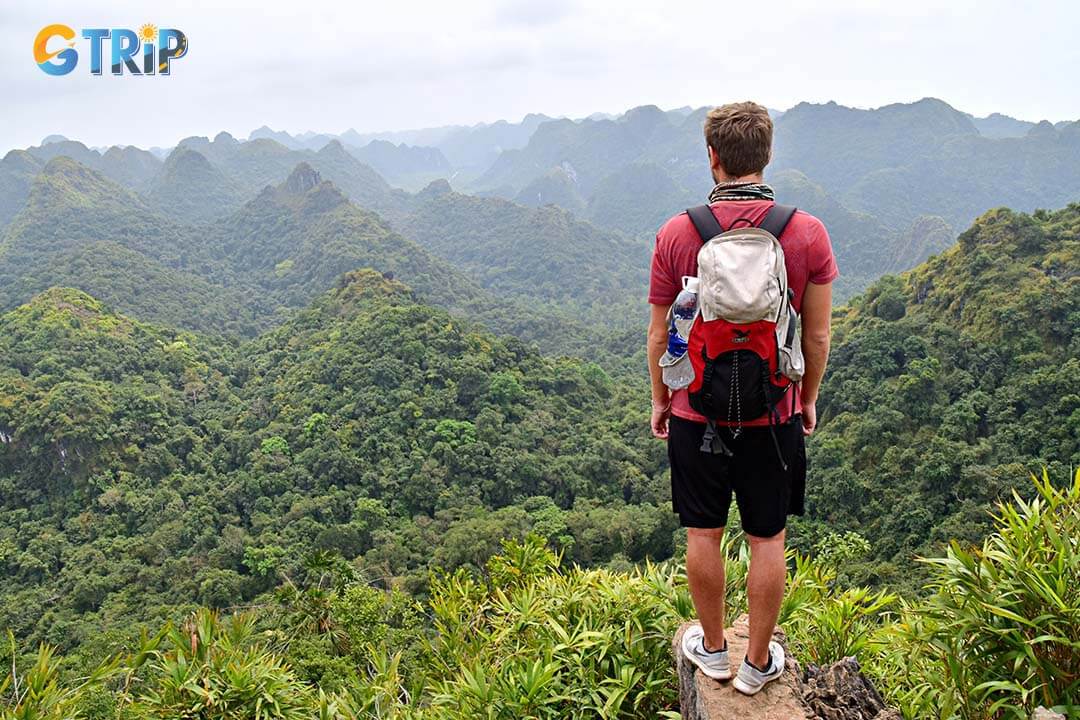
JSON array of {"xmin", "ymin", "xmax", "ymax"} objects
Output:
[
  {"xmin": 493, "ymin": 0, "xmax": 575, "ymax": 27},
  {"xmin": 1, "ymin": 0, "xmax": 1077, "ymax": 151}
]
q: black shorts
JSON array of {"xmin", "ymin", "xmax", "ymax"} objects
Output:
[{"xmin": 668, "ymin": 415, "xmax": 806, "ymax": 537}]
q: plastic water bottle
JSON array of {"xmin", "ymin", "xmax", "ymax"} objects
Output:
[{"xmin": 661, "ymin": 276, "xmax": 699, "ymax": 389}]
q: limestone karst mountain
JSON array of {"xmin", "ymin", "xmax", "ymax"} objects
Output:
[
  {"xmin": 0, "ymin": 149, "xmax": 43, "ymax": 229},
  {"xmin": 12, "ymin": 98, "xmax": 1077, "ymax": 303},
  {"xmin": 0, "ymin": 157, "xmax": 265, "ymax": 333},
  {"xmin": 346, "ymin": 139, "xmax": 452, "ymax": 190},
  {"xmin": 146, "ymin": 146, "xmax": 244, "ymax": 223}
]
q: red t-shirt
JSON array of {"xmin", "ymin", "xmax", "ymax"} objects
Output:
[{"xmin": 649, "ymin": 200, "xmax": 839, "ymax": 425}]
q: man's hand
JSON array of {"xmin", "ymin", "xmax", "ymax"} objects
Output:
[
  {"xmin": 801, "ymin": 400, "xmax": 817, "ymax": 436},
  {"xmin": 651, "ymin": 400, "xmax": 671, "ymax": 439}
]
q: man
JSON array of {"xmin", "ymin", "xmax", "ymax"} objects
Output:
[{"xmin": 647, "ymin": 101, "xmax": 837, "ymax": 695}]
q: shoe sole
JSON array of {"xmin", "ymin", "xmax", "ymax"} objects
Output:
[
  {"xmin": 680, "ymin": 632, "xmax": 732, "ymax": 681},
  {"xmin": 733, "ymin": 641, "xmax": 784, "ymax": 695},
  {"xmin": 733, "ymin": 675, "xmax": 777, "ymax": 695},
  {"xmin": 732, "ymin": 664, "xmax": 784, "ymax": 695}
]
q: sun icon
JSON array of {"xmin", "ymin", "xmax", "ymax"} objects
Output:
[{"xmin": 138, "ymin": 24, "xmax": 157, "ymax": 43}]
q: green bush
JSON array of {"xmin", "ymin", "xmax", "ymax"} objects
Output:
[
  {"xmin": 869, "ymin": 469, "xmax": 1080, "ymax": 719},
  {"xmin": 423, "ymin": 535, "xmax": 692, "ymax": 719}
]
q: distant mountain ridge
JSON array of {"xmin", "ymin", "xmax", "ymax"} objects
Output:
[
  {"xmin": 244, "ymin": 115, "xmax": 555, "ymax": 186},
  {"xmin": 4, "ymin": 97, "xmax": 1078, "ymax": 305},
  {"xmin": 148, "ymin": 134, "xmax": 402, "ymax": 223},
  {"xmin": 21, "ymin": 139, "xmax": 162, "ymax": 188},
  {"xmin": 0, "ymin": 156, "xmax": 611, "ymax": 357},
  {"xmin": 0, "ymin": 157, "xmax": 481, "ymax": 330},
  {"xmin": 453, "ymin": 97, "xmax": 1080, "ymax": 296},
  {"xmin": 348, "ymin": 139, "xmax": 452, "ymax": 190}
]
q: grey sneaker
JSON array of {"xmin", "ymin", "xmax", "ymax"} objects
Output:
[
  {"xmin": 680, "ymin": 625, "xmax": 731, "ymax": 680},
  {"xmin": 733, "ymin": 640, "xmax": 785, "ymax": 695}
]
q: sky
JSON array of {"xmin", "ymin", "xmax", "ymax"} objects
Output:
[{"xmin": 4, "ymin": 0, "xmax": 1080, "ymax": 151}]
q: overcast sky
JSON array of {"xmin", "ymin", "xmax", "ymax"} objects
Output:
[{"xmin": 5, "ymin": 0, "xmax": 1079, "ymax": 151}]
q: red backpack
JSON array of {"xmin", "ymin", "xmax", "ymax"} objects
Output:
[{"xmin": 683, "ymin": 204, "xmax": 805, "ymax": 463}]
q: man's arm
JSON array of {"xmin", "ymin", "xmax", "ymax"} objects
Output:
[
  {"xmin": 647, "ymin": 303, "xmax": 671, "ymax": 439},
  {"xmin": 799, "ymin": 281, "xmax": 833, "ymax": 436}
]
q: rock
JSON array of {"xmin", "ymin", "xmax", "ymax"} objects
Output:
[
  {"xmin": 674, "ymin": 614, "xmax": 902, "ymax": 720},
  {"xmin": 284, "ymin": 162, "xmax": 322, "ymax": 194},
  {"xmin": 1031, "ymin": 708, "xmax": 1065, "ymax": 720},
  {"xmin": 803, "ymin": 657, "xmax": 900, "ymax": 720},
  {"xmin": 674, "ymin": 615, "xmax": 812, "ymax": 720}
]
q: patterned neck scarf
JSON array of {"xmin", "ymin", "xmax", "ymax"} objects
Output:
[{"xmin": 707, "ymin": 181, "xmax": 775, "ymax": 203}]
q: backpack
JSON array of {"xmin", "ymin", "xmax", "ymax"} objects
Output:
[{"xmin": 683, "ymin": 203, "xmax": 805, "ymax": 463}]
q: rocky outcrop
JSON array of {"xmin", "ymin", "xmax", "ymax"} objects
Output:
[
  {"xmin": 675, "ymin": 616, "xmax": 812, "ymax": 720},
  {"xmin": 284, "ymin": 162, "xmax": 322, "ymax": 194},
  {"xmin": 674, "ymin": 615, "xmax": 900, "ymax": 720},
  {"xmin": 803, "ymin": 658, "xmax": 900, "ymax": 720}
]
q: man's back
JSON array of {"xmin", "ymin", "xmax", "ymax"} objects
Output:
[{"xmin": 649, "ymin": 200, "xmax": 838, "ymax": 425}]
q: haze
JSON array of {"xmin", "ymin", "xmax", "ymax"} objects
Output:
[{"xmin": 3, "ymin": 0, "xmax": 1078, "ymax": 150}]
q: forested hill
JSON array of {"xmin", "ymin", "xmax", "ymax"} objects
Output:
[
  {"xmin": 803, "ymin": 203, "xmax": 1080, "ymax": 589},
  {"xmin": 0, "ymin": 158, "xmax": 604, "ymax": 356},
  {"xmin": 146, "ymin": 146, "xmax": 243, "ymax": 224},
  {"xmin": 0, "ymin": 271, "xmax": 670, "ymax": 649},
  {"xmin": 394, "ymin": 179, "xmax": 649, "ymax": 309},
  {"xmin": 199, "ymin": 163, "xmax": 488, "ymax": 317},
  {"xmin": 0, "ymin": 157, "xmax": 269, "ymax": 335}
]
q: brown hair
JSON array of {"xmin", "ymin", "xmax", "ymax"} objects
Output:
[{"xmin": 703, "ymin": 102, "xmax": 773, "ymax": 177}]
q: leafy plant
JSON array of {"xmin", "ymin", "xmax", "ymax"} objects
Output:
[
  {"xmin": 0, "ymin": 634, "xmax": 118, "ymax": 720},
  {"xmin": 425, "ymin": 535, "xmax": 693, "ymax": 719},
  {"xmin": 869, "ymin": 469, "xmax": 1080, "ymax": 719}
]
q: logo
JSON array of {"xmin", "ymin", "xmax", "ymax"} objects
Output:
[
  {"xmin": 34, "ymin": 24, "xmax": 188, "ymax": 76},
  {"xmin": 732, "ymin": 329, "xmax": 751, "ymax": 344}
]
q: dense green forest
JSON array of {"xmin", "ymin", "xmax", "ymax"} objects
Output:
[
  {"xmin": 0, "ymin": 272, "xmax": 671, "ymax": 652},
  {"xmin": 797, "ymin": 203, "xmax": 1080, "ymax": 590},
  {"xmin": 1, "ymin": 200, "xmax": 1077, "ymax": 717}
]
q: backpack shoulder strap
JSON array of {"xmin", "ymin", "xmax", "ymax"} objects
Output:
[
  {"xmin": 758, "ymin": 204, "xmax": 797, "ymax": 239},
  {"xmin": 686, "ymin": 205, "xmax": 724, "ymax": 243}
]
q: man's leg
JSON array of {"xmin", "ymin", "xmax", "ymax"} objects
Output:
[
  {"xmin": 686, "ymin": 527, "xmax": 726, "ymax": 652},
  {"xmin": 745, "ymin": 528, "xmax": 786, "ymax": 668}
]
